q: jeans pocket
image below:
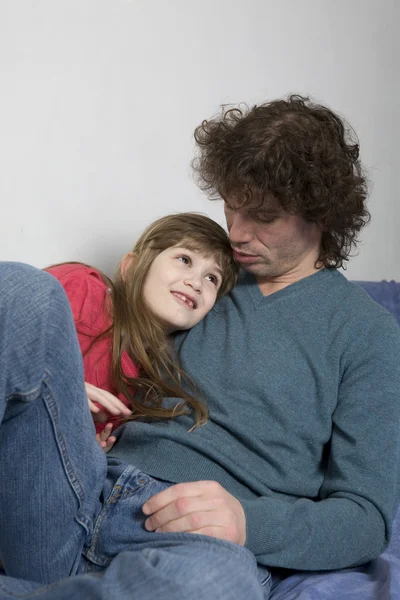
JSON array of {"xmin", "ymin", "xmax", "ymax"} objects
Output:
[
  {"xmin": 261, "ymin": 572, "xmax": 271, "ymax": 586},
  {"xmin": 83, "ymin": 464, "xmax": 172, "ymax": 568},
  {"xmin": 258, "ymin": 564, "xmax": 272, "ymax": 590}
]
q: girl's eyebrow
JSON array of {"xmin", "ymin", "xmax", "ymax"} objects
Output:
[
  {"xmin": 176, "ymin": 247, "xmax": 224, "ymax": 277},
  {"xmin": 211, "ymin": 264, "xmax": 223, "ymax": 278}
]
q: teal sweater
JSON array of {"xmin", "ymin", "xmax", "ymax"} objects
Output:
[{"xmin": 111, "ymin": 269, "xmax": 400, "ymax": 570}]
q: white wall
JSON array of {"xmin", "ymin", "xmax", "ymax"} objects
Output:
[{"xmin": 1, "ymin": 0, "xmax": 399, "ymax": 280}]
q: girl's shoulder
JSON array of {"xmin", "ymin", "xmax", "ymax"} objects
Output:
[
  {"xmin": 46, "ymin": 263, "xmax": 110, "ymax": 325},
  {"xmin": 46, "ymin": 262, "xmax": 110, "ymax": 292}
]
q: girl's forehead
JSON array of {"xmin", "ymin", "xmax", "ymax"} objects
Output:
[{"xmin": 171, "ymin": 240, "xmax": 211, "ymax": 254}]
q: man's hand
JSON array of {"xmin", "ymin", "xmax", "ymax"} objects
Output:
[
  {"xmin": 85, "ymin": 382, "xmax": 132, "ymax": 423},
  {"xmin": 142, "ymin": 480, "xmax": 247, "ymax": 545}
]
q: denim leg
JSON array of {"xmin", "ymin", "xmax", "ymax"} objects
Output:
[
  {"xmin": 0, "ymin": 461, "xmax": 265, "ymax": 599},
  {"xmin": 1, "ymin": 545, "xmax": 265, "ymax": 600},
  {"xmin": 80, "ymin": 460, "xmax": 266, "ymax": 600},
  {"xmin": 0, "ymin": 263, "xmax": 107, "ymax": 583},
  {"xmin": 0, "ymin": 262, "xmax": 264, "ymax": 599}
]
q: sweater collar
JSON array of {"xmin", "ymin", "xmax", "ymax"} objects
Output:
[{"xmin": 237, "ymin": 268, "xmax": 342, "ymax": 308}]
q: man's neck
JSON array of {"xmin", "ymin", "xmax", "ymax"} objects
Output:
[{"xmin": 256, "ymin": 265, "xmax": 323, "ymax": 296}]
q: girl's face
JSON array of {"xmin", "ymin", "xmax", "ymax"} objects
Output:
[{"xmin": 142, "ymin": 246, "xmax": 223, "ymax": 332}]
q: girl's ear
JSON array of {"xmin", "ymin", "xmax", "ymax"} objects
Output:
[{"xmin": 120, "ymin": 252, "xmax": 136, "ymax": 281}]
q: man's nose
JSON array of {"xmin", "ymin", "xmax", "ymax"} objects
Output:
[{"xmin": 228, "ymin": 213, "xmax": 254, "ymax": 244}]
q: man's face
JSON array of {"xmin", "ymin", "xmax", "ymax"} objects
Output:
[{"xmin": 224, "ymin": 196, "xmax": 322, "ymax": 285}]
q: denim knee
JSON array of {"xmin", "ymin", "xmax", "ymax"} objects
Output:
[
  {"xmin": 0, "ymin": 262, "xmax": 66, "ymax": 310},
  {"xmin": 0, "ymin": 261, "xmax": 79, "ymax": 405}
]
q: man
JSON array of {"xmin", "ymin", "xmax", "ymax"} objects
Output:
[
  {"xmin": 118, "ymin": 95, "xmax": 400, "ymax": 589},
  {"xmin": 1, "ymin": 95, "xmax": 399, "ymax": 599}
]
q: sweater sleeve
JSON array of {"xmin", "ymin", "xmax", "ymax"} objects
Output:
[{"xmin": 241, "ymin": 313, "xmax": 400, "ymax": 570}]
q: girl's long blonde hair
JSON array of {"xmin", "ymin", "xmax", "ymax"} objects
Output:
[{"xmin": 75, "ymin": 213, "xmax": 237, "ymax": 429}]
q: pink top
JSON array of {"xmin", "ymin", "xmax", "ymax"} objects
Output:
[{"xmin": 46, "ymin": 263, "xmax": 139, "ymax": 432}]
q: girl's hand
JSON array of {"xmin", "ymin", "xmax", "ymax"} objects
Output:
[
  {"xmin": 96, "ymin": 422, "xmax": 116, "ymax": 453},
  {"xmin": 85, "ymin": 382, "xmax": 132, "ymax": 423}
]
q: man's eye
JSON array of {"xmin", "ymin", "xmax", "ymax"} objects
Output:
[
  {"xmin": 254, "ymin": 214, "xmax": 277, "ymax": 224},
  {"xmin": 178, "ymin": 255, "xmax": 190, "ymax": 265}
]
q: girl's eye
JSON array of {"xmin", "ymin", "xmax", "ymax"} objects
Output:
[
  {"xmin": 205, "ymin": 274, "xmax": 219, "ymax": 286},
  {"xmin": 178, "ymin": 255, "xmax": 190, "ymax": 265}
]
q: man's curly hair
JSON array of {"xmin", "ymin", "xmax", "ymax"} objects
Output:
[{"xmin": 192, "ymin": 95, "xmax": 370, "ymax": 269}]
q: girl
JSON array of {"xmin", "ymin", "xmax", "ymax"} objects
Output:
[{"xmin": 46, "ymin": 212, "xmax": 237, "ymax": 449}]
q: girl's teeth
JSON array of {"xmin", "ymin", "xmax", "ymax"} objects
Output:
[{"xmin": 175, "ymin": 293, "xmax": 194, "ymax": 308}]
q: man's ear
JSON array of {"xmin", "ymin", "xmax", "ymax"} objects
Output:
[{"xmin": 120, "ymin": 252, "xmax": 136, "ymax": 281}]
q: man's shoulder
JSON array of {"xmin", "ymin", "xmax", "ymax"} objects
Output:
[
  {"xmin": 333, "ymin": 274, "xmax": 398, "ymax": 322},
  {"xmin": 200, "ymin": 268, "xmax": 397, "ymax": 327},
  {"xmin": 349, "ymin": 280, "xmax": 400, "ymax": 325}
]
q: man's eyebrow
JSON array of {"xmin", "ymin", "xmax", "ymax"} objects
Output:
[
  {"xmin": 248, "ymin": 208, "xmax": 281, "ymax": 217},
  {"xmin": 222, "ymin": 198, "xmax": 281, "ymax": 216}
]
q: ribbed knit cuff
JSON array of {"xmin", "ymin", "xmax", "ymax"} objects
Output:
[{"xmin": 241, "ymin": 497, "xmax": 288, "ymax": 557}]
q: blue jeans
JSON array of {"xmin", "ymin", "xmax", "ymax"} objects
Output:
[{"xmin": 0, "ymin": 263, "xmax": 267, "ymax": 599}]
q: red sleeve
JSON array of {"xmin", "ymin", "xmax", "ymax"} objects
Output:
[
  {"xmin": 45, "ymin": 264, "xmax": 110, "ymax": 335},
  {"xmin": 46, "ymin": 264, "xmax": 135, "ymax": 435}
]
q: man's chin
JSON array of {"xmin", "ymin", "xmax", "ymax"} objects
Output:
[
  {"xmin": 239, "ymin": 263, "xmax": 267, "ymax": 274},
  {"xmin": 240, "ymin": 264, "xmax": 283, "ymax": 282}
]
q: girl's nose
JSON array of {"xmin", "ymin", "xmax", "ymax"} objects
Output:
[{"xmin": 184, "ymin": 276, "xmax": 202, "ymax": 294}]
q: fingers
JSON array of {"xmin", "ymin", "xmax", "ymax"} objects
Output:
[
  {"xmin": 142, "ymin": 481, "xmax": 217, "ymax": 516},
  {"xmin": 148, "ymin": 512, "xmax": 231, "ymax": 536},
  {"xmin": 95, "ymin": 423, "xmax": 116, "ymax": 452},
  {"xmin": 97, "ymin": 422, "xmax": 113, "ymax": 442},
  {"xmin": 144, "ymin": 496, "xmax": 226, "ymax": 532},
  {"xmin": 88, "ymin": 399, "xmax": 100, "ymax": 413},
  {"xmin": 85, "ymin": 382, "xmax": 132, "ymax": 416},
  {"xmin": 144, "ymin": 501, "xmax": 240, "ymax": 544},
  {"xmin": 97, "ymin": 439, "xmax": 116, "ymax": 450},
  {"xmin": 104, "ymin": 436, "xmax": 116, "ymax": 452},
  {"xmin": 89, "ymin": 397, "xmax": 109, "ymax": 422}
]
